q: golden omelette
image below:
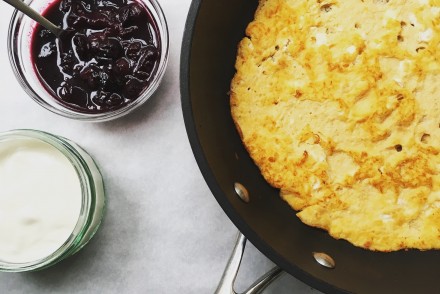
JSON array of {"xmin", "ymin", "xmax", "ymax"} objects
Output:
[{"xmin": 230, "ymin": 0, "xmax": 440, "ymax": 251}]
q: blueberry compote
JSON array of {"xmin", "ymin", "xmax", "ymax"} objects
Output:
[{"xmin": 31, "ymin": 0, "xmax": 161, "ymax": 113}]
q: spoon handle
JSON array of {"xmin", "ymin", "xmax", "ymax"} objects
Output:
[{"xmin": 2, "ymin": 0, "xmax": 61, "ymax": 37}]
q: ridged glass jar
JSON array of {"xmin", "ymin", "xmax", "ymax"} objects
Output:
[
  {"xmin": 0, "ymin": 129, "xmax": 105, "ymax": 272},
  {"xmin": 8, "ymin": 0, "xmax": 169, "ymax": 121}
]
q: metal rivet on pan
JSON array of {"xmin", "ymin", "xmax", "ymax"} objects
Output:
[
  {"xmin": 313, "ymin": 252, "xmax": 336, "ymax": 269},
  {"xmin": 234, "ymin": 182, "xmax": 250, "ymax": 203}
]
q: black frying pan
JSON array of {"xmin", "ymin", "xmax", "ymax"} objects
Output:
[{"xmin": 180, "ymin": 1, "xmax": 440, "ymax": 293}]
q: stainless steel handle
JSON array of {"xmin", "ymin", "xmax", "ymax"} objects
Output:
[{"xmin": 215, "ymin": 232, "xmax": 284, "ymax": 294}]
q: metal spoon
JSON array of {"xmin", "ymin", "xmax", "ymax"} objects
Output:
[{"xmin": 2, "ymin": 0, "xmax": 63, "ymax": 37}]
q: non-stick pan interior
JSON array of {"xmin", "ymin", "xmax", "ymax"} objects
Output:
[{"xmin": 180, "ymin": 1, "xmax": 440, "ymax": 293}]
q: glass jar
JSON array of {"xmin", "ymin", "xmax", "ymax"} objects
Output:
[
  {"xmin": 0, "ymin": 129, "xmax": 105, "ymax": 272},
  {"xmin": 7, "ymin": 0, "xmax": 169, "ymax": 121}
]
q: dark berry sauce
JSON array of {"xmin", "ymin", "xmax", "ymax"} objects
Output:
[{"xmin": 31, "ymin": 0, "xmax": 161, "ymax": 113}]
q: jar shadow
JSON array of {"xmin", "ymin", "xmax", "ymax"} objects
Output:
[{"xmin": 21, "ymin": 183, "xmax": 142, "ymax": 291}]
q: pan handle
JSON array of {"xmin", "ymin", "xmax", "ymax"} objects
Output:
[{"xmin": 214, "ymin": 232, "xmax": 284, "ymax": 294}]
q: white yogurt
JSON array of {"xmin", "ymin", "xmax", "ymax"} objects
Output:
[{"xmin": 0, "ymin": 137, "xmax": 81, "ymax": 263}]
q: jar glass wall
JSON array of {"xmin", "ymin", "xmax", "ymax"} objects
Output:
[
  {"xmin": 0, "ymin": 129, "xmax": 105, "ymax": 272},
  {"xmin": 7, "ymin": 0, "xmax": 169, "ymax": 121}
]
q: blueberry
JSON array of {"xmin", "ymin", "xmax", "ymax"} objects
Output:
[
  {"xmin": 68, "ymin": 15, "xmax": 88, "ymax": 29},
  {"xmin": 93, "ymin": 91, "xmax": 122, "ymax": 107},
  {"xmin": 81, "ymin": 1, "xmax": 92, "ymax": 11},
  {"xmin": 59, "ymin": 0, "xmax": 72, "ymax": 13},
  {"xmin": 127, "ymin": 3, "xmax": 143, "ymax": 20},
  {"xmin": 118, "ymin": 6, "xmax": 130, "ymax": 23},
  {"xmin": 93, "ymin": 91, "xmax": 110, "ymax": 106},
  {"xmin": 59, "ymin": 82, "xmax": 88, "ymax": 107},
  {"xmin": 88, "ymin": 32, "xmax": 106, "ymax": 51},
  {"xmin": 60, "ymin": 50, "xmax": 77, "ymax": 73},
  {"xmin": 134, "ymin": 46, "xmax": 158, "ymax": 73},
  {"xmin": 72, "ymin": 65, "xmax": 84, "ymax": 79},
  {"xmin": 113, "ymin": 0, "xmax": 127, "ymax": 7},
  {"xmin": 125, "ymin": 41, "xmax": 143, "ymax": 60},
  {"xmin": 70, "ymin": 86, "xmax": 89, "ymax": 107},
  {"xmin": 119, "ymin": 26, "xmax": 138, "ymax": 37},
  {"xmin": 134, "ymin": 71, "xmax": 149, "ymax": 81},
  {"xmin": 70, "ymin": 1, "xmax": 88, "ymax": 15},
  {"xmin": 124, "ymin": 76, "xmax": 146, "ymax": 99},
  {"xmin": 94, "ymin": 0, "xmax": 125, "ymax": 7},
  {"xmin": 93, "ymin": 0, "xmax": 105, "ymax": 7},
  {"xmin": 106, "ymin": 93, "xmax": 123, "ymax": 106},
  {"xmin": 113, "ymin": 57, "xmax": 131, "ymax": 76},
  {"xmin": 87, "ymin": 11, "xmax": 109, "ymax": 29},
  {"xmin": 118, "ymin": 4, "xmax": 143, "ymax": 23},
  {"xmin": 102, "ymin": 37, "xmax": 122, "ymax": 58},
  {"xmin": 72, "ymin": 33, "xmax": 89, "ymax": 60},
  {"xmin": 89, "ymin": 34, "xmax": 122, "ymax": 59},
  {"xmin": 66, "ymin": 14, "xmax": 76, "ymax": 27},
  {"xmin": 66, "ymin": 1, "xmax": 92, "ymax": 28},
  {"xmin": 59, "ymin": 28, "xmax": 75, "ymax": 44},
  {"xmin": 144, "ymin": 46, "xmax": 159, "ymax": 60},
  {"xmin": 80, "ymin": 64, "xmax": 102, "ymax": 89},
  {"xmin": 100, "ymin": 6, "xmax": 119, "ymax": 22},
  {"xmin": 57, "ymin": 82, "xmax": 73, "ymax": 101},
  {"xmin": 99, "ymin": 70, "xmax": 109, "ymax": 84},
  {"xmin": 99, "ymin": 69, "xmax": 119, "ymax": 91},
  {"xmin": 104, "ymin": 63, "xmax": 113, "ymax": 72},
  {"xmin": 39, "ymin": 29, "xmax": 52, "ymax": 39},
  {"xmin": 70, "ymin": 11, "xmax": 108, "ymax": 30}
]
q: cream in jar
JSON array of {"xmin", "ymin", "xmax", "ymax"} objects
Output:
[
  {"xmin": 0, "ymin": 137, "xmax": 81, "ymax": 263},
  {"xmin": 0, "ymin": 130, "xmax": 105, "ymax": 271}
]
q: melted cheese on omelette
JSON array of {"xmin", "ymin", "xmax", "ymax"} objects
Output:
[{"xmin": 230, "ymin": 0, "xmax": 440, "ymax": 251}]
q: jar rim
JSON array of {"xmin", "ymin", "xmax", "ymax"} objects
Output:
[
  {"xmin": 0, "ymin": 129, "xmax": 97, "ymax": 271},
  {"xmin": 7, "ymin": 0, "xmax": 169, "ymax": 122}
]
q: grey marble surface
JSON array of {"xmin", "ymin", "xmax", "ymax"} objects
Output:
[{"xmin": 0, "ymin": 0, "xmax": 322, "ymax": 293}]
